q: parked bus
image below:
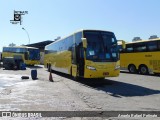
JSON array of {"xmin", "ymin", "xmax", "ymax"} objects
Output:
[
  {"xmin": 118, "ymin": 38, "xmax": 160, "ymax": 75},
  {"xmin": 2, "ymin": 46, "xmax": 40, "ymax": 65},
  {"xmin": 44, "ymin": 29, "xmax": 122, "ymax": 79}
]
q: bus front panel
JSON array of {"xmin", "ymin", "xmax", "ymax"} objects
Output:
[
  {"xmin": 82, "ymin": 30, "xmax": 120, "ymax": 78},
  {"xmin": 84, "ymin": 60, "xmax": 120, "ymax": 78}
]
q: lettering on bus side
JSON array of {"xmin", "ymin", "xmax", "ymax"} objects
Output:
[{"xmin": 145, "ymin": 55, "xmax": 152, "ymax": 57}]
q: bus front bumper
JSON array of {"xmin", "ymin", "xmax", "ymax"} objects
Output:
[
  {"xmin": 84, "ymin": 68, "xmax": 120, "ymax": 78},
  {"xmin": 25, "ymin": 60, "xmax": 40, "ymax": 65}
]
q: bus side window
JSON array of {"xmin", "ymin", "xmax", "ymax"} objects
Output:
[
  {"xmin": 134, "ymin": 43, "xmax": 147, "ymax": 52},
  {"xmin": 147, "ymin": 41, "xmax": 157, "ymax": 51},
  {"xmin": 8, "ymin": 48, "xmax": 11, "ymax": 52},
  {"xmin": 126, "ymin": 47, "xmax": 133, "ymax": 52},
  {"xmin": 71, "ymin": 45, "xmax": 76, "ymax": 64},
  {"xmin": 16, "ymin": 48, "xmax": 21, "ymax": 53},
  {"xmin": 12, "ymin": 48, "xmax": 15, "ymax": 52},
  {"xmin": 126, "ymin": 44, "xmax": 133, "ymax": 53},
  {"xmin": 158, "ymin": 41, "xmax": 160, "ymax": 50}
]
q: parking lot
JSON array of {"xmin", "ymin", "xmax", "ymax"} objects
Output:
[{"xmin": 0, "ymin": 65, "xmax": 160, "ymax": 119}]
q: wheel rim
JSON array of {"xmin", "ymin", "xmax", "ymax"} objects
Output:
[
  {"xmin": 130, "ymin": 66, "xmax": 135, "ymax": 73},
  {"xmin": 141, "ymin": 67, "xmax": 147, "ymax": 74}
]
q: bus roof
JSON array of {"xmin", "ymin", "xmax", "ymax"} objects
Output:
[
  {"xmin": 119, "ymin": 38, "xmax": 160, "ymax": 45},
  {"xmin": 3, "ymin": 46, "xmax": 39, "ymax": 49},
  {"xmin": 76, "ymin": 29, "xmax": 113, "ymax": 33},
  {"xmin": 46, "ymin": 29, "xmax": 114, "ymax": 48}
]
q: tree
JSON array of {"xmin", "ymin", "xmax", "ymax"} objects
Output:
[{"xmin": 9, "ymin": 43, "xmax": 16, "ymax": 47}]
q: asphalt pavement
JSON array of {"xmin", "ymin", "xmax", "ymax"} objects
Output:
[{"xmin": 0, "ymin": 65, "xmax": 160, "ymax": 120}]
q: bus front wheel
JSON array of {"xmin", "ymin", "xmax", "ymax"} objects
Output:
[
  {"xmin": 128, "ymin": 65, "xmax": 137, "ymax": 73},
  {"xmin": 139, "ymin": 65, "xmax": 149, "ymax": 75}
]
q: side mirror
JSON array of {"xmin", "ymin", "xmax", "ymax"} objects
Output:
[
  {"xmin": 118, "ymin": 40, "xmax": 126, "ymax": 49},
  {"xmin": 82, "ymin": 38, "xmax": 87, "ymax": 48}
]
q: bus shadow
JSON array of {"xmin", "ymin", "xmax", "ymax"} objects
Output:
[
  {"xmin": 51, "ymin": 70, "xmax": 160, "ymax": 97},
  {"xmin": 120, "ymin": 71, "xmax": 160, "ymax": 77},
  {"xmin": 98, "ymin": 79, "xmax": 160, "ymax": 97},
  {"xmin": 27, "ymin": 65, "xmax": 43, "ymax": 69}
]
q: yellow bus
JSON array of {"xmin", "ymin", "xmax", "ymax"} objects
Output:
[
  {"xmin": 119, "ymin": 38, "xmax": 160, "ymax": 75},
  {"xmin": 44, "ymin": 29, "xmax": 121, "ymax": 79},
  {"xmin": 2, "ymin": 46, "xmax": 40, "ymax": 65}
]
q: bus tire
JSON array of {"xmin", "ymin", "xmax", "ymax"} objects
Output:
[
  {"xmin": 154, "ymin": 73, "xmax": 160, "ymax": 76},
  {"xmin": 139, "ymin": 65, "xmax": 149, "ymax": 75},
  {"xmin": 128, "ymin": 64, "xmax": 137, "ymax": 74}
]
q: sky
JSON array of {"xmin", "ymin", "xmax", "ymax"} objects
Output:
[{"xmin": 0, "ymin": 0, "xmax": 160, "ymax": 52}]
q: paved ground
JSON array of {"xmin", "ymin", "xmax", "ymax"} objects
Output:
[{"xmin": 0, "ymin": 65, "xmax": 160, "ymax": 120}]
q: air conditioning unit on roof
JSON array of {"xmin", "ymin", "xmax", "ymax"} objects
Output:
[
  {"xmin": 149, "ymin": 35, "xmax": 158, "ymax": 39},
  {"xmin": 132, "ymin": 37, "xmax": 142, "ymax": 42}
]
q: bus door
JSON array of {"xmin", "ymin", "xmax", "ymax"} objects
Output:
[
  {"xmin": 71, "ymin": 44, "xmax": 77, "ymax": 77},
  {"xmin": 77, "ymin": 45, "xmax": 85, "ymax": 77},
  {"xmin": 24, "ymin": 52, "xmax": 29, "ymax": 60},
  {"xmin": 71, "ymin": 44, "xmax": 85, "ymax": 77}
]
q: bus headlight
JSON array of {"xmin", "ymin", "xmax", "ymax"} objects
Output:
[
  {"xmin": 115, "ymin": 65, "xmax": 120, "ymax": 70},
  {"xmin": 86, "ymin": 66, "xmax": 96, "ymax": 71}
]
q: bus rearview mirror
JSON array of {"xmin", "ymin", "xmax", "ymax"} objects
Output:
[
  {"xmin": 122, "ymin": 41, "xmax": 126, "ymax": 49},
  {"xmin": 82, "ymin": 38, "xmax": 87, "ymax": 48},
  {"xmin": 118, "ymin": 40, "xmax": 126, "ymax": 49}
]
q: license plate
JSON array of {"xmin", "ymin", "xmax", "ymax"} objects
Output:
[{"xmin": 103, "ymin": 72, "xmax": 109, "ymax": 76}]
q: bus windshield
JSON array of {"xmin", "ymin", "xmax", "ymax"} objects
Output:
[
  {"xmin": 28, "ymin": 49, "xmax": 40, "ymax": 60},
  {"xmin": 84, "ymin": 31, "xmax": 119, "ymax": 62}
]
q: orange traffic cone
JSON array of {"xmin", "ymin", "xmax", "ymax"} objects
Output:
[{"xmin": 49, "ymin": 70, "xmax": 54, "ymax": 82}]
